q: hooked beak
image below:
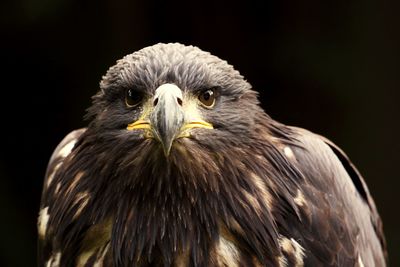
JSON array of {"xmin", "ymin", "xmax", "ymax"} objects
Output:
[
  {"xmin": 127, "ymin": 84, "xmax": 213, "ymax": 156},
  {"xmin": 150, "ymin": 83, "xmax": 185, "ymax": 156}
]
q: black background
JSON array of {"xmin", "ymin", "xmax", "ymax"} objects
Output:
[{"xmin": 1, "ymin": 0, "xmax": 399, "ymax": 266}]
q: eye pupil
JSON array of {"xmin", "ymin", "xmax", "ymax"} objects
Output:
[
  {"xmin": 199, "ymin": 89, "xmax": 215, "ymax": 107},
  {"xmin": 126, "ymin": 89, "xmax": 143, "ymax": 107}
]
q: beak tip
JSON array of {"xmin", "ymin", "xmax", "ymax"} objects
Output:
[
  {"xmin": 158, "ymin": 135, "xmax": 174, "ymax": 157},
  {"xmin": 162, "ymin": 143, "xmax": 172, "ymax": 157}
]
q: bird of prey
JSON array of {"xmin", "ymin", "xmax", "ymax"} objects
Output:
[{"xmin": 38, "ymin": 43, "xmax": 387, "ymax": 267}]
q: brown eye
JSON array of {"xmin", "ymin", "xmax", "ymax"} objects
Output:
[
  {"xmin": 126, "ymin": 88, "xmax": 143, "ymax": 107},
  {"xmin": 198, "ymin": 89, "xmax": 215, "ymax": 107}
]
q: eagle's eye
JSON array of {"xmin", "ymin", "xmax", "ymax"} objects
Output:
[
  {"xmin": 126, "ymin": 88, "xmax": 144, "ymax": 107},
  {"xmin": 198, "ymin": 89, "xmax": 215, "ymax": 108}
]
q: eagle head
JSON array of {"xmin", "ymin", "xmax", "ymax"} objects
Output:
[{"xmin": 86, "ymin": 43, "xmax": 263, "ymax": 161}]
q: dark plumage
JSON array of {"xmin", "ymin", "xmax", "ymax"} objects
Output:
[{"xmin": 38, "ymin": 43, "xmax": 387, "ymax": 267}]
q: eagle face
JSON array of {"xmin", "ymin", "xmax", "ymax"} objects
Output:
[
  {"xmin": 87, "ymin": 43, "xmax": 260, "ymax": 159},
  {"xmin": 39, "ymin": 43, "xmax": 387, "ymax": 267}
]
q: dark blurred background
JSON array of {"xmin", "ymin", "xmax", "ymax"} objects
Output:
[{"xmin": 1, "ymin": 0, "xmax": 399, "ymax": 266}]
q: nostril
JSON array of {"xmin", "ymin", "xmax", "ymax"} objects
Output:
[
  {"xmin": 153, "ymin": 98, "xmax": 159, "ymax": 106},
  {"xmin": 177, "ymin": 97, "xmax": 183, "ymax": 106}
]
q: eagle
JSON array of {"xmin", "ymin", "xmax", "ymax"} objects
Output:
[{"xmin": 38, "ymin": 43, "xmax": 387, "ymax": 267}]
